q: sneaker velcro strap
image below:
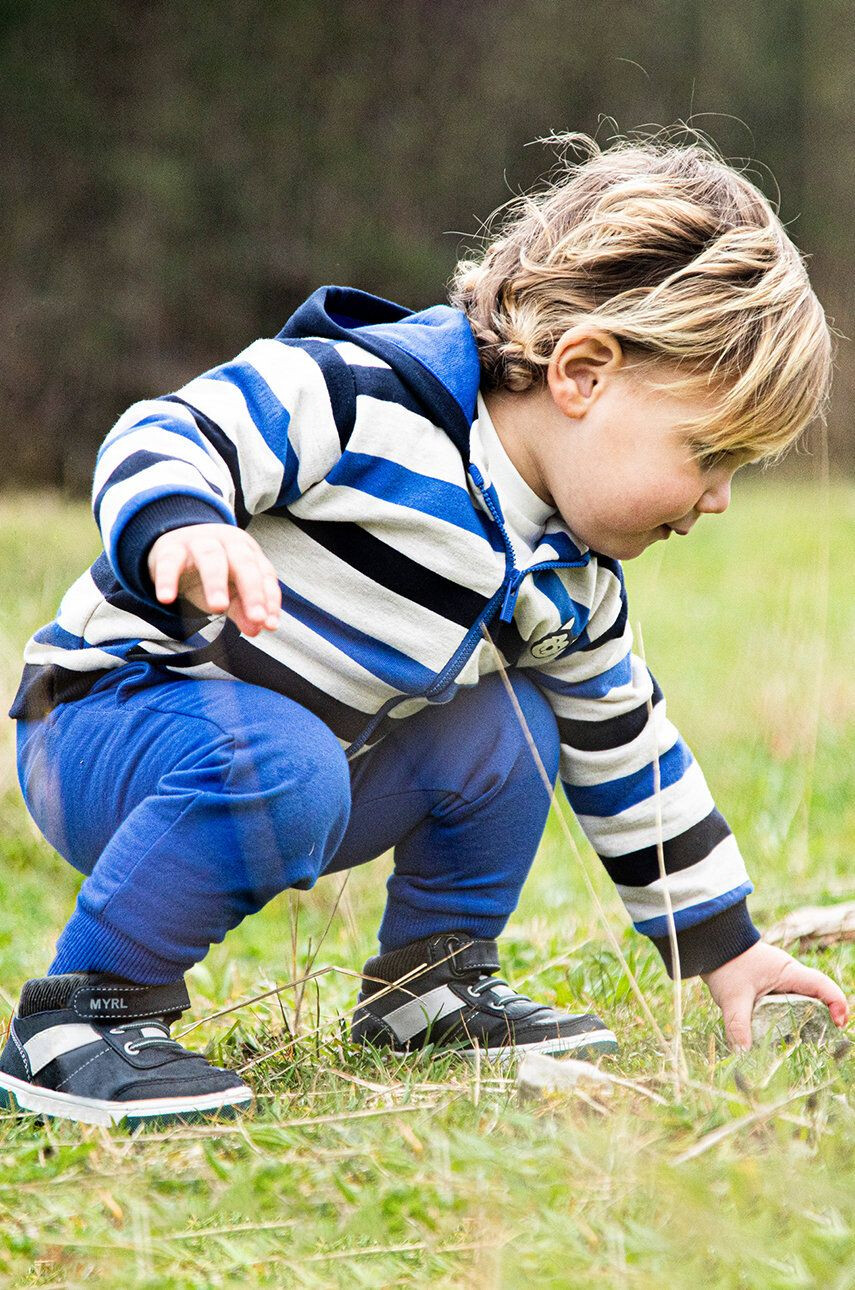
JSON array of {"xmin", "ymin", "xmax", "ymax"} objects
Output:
[
  {"xmin": 70, "ymin": 978, "xmax": 191, "ymax": 1021},
  {"xmin": 441, "ymin": 937, "xmax": 500, "ymax": 977}
]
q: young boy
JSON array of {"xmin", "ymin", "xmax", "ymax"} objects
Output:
[{"xmin": 2, "ymin": 134, "xmax": 848, "ymax": 1126}]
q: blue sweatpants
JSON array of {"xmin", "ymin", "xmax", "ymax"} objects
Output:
[{"xmin": 15, "ymin": 662, "xmax": 560, "ymax": 984}]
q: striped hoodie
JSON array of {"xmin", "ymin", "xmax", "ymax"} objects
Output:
[{"xmin": 10, "ymin": 285, "xmax": 760, "ymax": 978}]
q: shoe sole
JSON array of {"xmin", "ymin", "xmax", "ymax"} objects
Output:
[
  {"xmin": 0, "ymin": 1071, "xmax": 253, "ymax": 1128},
  {"xmin": 454, "ymin": 1029, "xmax": 619, "ymax": 1062},
  {"xmin": 358, "ymin": 1028, "xmax": 619, "ymax": 1062}
]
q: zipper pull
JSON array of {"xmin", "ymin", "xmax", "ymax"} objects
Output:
[{"xmin": 500, "ymin": 570, "xmax": 523, "ymax": 623}]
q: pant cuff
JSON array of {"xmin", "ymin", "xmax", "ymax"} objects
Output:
[
  {"xmin": 378, "ymin": 903, "xmax": 509, "ymax": 954},
  {"xmin": 49, "ymin": 907, "xmax": 188, "ymax": 984}
]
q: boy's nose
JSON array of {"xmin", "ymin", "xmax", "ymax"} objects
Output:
[{"xmin": 697, "ymin": 477, "xmax": 732, "ymax": 515}]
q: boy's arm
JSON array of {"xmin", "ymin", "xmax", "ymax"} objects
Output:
[
  {"xmin": 91, "ymin": 339, "xmax": 353, "ymax": 604},
  {"xmin": 531, "ymin": 560, "xmax": 850, "ymax": 1046},
  {"xmin": 530, "ymin": 556, "xmax": 759, "ymax": 979}
]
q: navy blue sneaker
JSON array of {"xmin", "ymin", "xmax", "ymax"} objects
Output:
[
  {"xmin": 352, "ymin": 932, "xmax": 618, "ymax": 1061},
  {"xmin": 0, "ymin": 972, "xmax": 253, "ymax": 1127}
]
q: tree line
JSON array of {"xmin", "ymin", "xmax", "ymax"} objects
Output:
[{"xmin": 1, "ymin": 0, "xmax": 851, "ymax": 489}]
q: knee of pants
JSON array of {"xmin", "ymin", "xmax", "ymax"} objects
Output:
[
  {"xmin": 503, "ymin": 673, "xmax": 561, "ymax": 787},
  {"xmin": 168, "ymin": 704, "xmax": 353, "ymax": 905}
]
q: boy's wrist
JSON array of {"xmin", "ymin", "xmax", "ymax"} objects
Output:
[
  {"xmin": 115, "ymin": 496, "xmax": 232, "ymax": 603},
  {"xmin": 650, "ymin": 899, "xmax": 761, "ymax": 980}
]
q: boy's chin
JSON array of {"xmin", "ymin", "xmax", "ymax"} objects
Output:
[{"xmin": 585, "ymin": 533, "xmax": 654, "ymax": 561}]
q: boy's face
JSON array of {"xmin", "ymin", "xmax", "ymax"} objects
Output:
[
  {"xmin": 488, "ymin": 337, "xmax": 755, "ymax": 561},
  {"xmin": 541, "ymin": 379, "xmax": 751, "ymax": 560}
]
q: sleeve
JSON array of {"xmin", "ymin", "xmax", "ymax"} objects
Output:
[
  {"xmin": 530, "ymin": 556, "xmax": 761, "ymax": 979},
  {"xmin": 90, "ymin": 338, "xmax": 355, "ymax": 603}
]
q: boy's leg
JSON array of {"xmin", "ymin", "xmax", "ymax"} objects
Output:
[
  {"xmin": 16, "ymin": 663, "xmax": 352, "ymax": 983},
  {"xmin": 327, "ymin": 671, "xmax": 560, "ymax": 951},
  {"xmin": 332, "ymin": 673, "xmax": 617, "ymax": 1059}
]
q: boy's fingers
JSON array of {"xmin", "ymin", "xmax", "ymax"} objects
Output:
[
  {"xmin": 188, "ymin": 539, "xmax": 231, "ymax": 613},
  {"xmin": 152, "ymin": 543, "xmax": 190, "ymax": 603},
  {"xmin": 722, "ymin": 990, "xmax": 755, "ymax": 1052},
  {"xmin": 775, "ymin": 962, "xmax": 850, "ymax": 1027},
  {"xmin": 229, "ymin": 555, "xmax": 268, "ymax": 625},
  {"xmin": 263, "ymin": 574, "xmax": 282, "ymax": 623}
]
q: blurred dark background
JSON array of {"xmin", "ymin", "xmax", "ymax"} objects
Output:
[{"xmin": 1, "ymin": 0, "xmax": 852, "ymax": 490}]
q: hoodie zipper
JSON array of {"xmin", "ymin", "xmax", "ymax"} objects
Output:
[{"xmin": 345, "ymin": 465, "xmax": 590, "ymax": 757}]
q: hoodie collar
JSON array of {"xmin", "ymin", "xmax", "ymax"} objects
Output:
[{"xmin": 276, "ymin": 286, "xmax": 481, "ymax": 458}]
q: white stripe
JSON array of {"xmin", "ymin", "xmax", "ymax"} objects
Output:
[
  {"xmin": 289, "ymin": 481, "xmax": 503, "ymax": 598},
  {"xmin": 616, "ymin": 834, "xmax": 748, "ymax": 919},
  {"xmin": 175, "ymin": 370, "xmax": 286, "ymax": 514},
  {"xmin": 383, "ymin": 985, "xmax": 466, "ymax": 1043},
  {"xmin": 574, "ymin": 759, "xmax": 714, "ymax": 857},
  {"xmin": 247, "ymin": 514, "xmax": 466, "ymax": 673},
  {"xmin": 351, "ymin": 397, "xmax": 469, "ymax": 486},
  {"xmin": 333, "ymin": 341, "xmax": 390, "ymax": 368},
  {"xmin": 24, "ymin": 1024, "xmax": 102, "ymax": 1076},
  {"xmin": 561, "ymin": 702, "xmax": 677, "ymax": 787},
  {"xmin": 23, "ymin": 639, "xmax": 123, "ymax": 671},
  {"xmin": 240, "ymin": 340, "xmax": 342, "ymax": 495},
  {"xmin": 94, "ymin": 424, "xmax": 233, "ymax": 503}
]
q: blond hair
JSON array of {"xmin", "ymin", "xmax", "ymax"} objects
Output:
[{"xmin": 450, "ymin": 130, "xmax": 833, "ymax": 462}]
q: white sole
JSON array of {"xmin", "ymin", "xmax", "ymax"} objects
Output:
[
  {"xmin": 0, "ymin": 1071, "xmax": 253, "ymax": 1127},
  {"xmin": 448, "ymin": 1029, "xmax": 619, "ymax": 1063}
]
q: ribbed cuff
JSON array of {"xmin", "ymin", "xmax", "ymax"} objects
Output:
[
  {"xmin": 650, "ymin": 899, "xmax": 761, "ymax": 979},
  {"xmin": 115, "ymin": 496, "xmax": 234, "ymax": 602},
  {"xmin": 49, "ymin": 907, "xmax": 191, "ymax": 985}
]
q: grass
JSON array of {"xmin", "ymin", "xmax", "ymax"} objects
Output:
[{"xmin": 0, "ymin": 480, "xmax": 852, "ymax": 1289}]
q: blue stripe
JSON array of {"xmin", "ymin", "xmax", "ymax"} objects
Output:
[
  {"xmin": 207, "ymin": 360, "xmax": 299, "ymax": 505},
  {"xmin": 326, "ymin": 452, "xmax": 495, "ymax": 542},
  {"xmin": 539, "ymin": 530, "xmax": 588, "ymax": 563},
  {"xmin": 531, "ymin": 570, "xmax": 590, "ymax": 634},
  {"xmin": 34, "ymin": 622, "xmax": 85, "ymax": 649},
  {"xmin": 278, "ymin": 581, "xmax": 442, "ymax": 695},
  {"xmin": 634, "ymin": 883, "xmax": 754, "ymax": 937},
  {"xmin": 562, "ymin": 737, "xmax": 692, "ymax": 818},
  {"xmin": 530, "ymin": 653, "xmax": 633, "ymax": 698},
  {"xmin": 97, "ymin": 411, "xmax": 210, "ymax": 458},
  {"xmin": 32, "ymin": 622, "xmax": 146, "ymax": 661}
]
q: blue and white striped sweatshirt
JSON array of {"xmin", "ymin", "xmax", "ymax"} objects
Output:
[{"xmin": 10, "ymin": 285, "xmax": 761, "ymax": 978}]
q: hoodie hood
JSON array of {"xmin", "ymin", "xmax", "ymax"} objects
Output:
[{"xmin": 276, "ymin": 285, "xmax": 481, "ymax": 457}]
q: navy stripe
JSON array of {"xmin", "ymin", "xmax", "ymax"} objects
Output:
[
  {"xmin": 598, "ymin": 808, "xmax": 732, "ymax": 887},
  {"xmin": 278, "ymin": 338, "xmax": 357, "ymax": 450},
  {"xmin": 8, "ymin": 662, "xmax": 107, "ymax": 720},
  {"xmin": 580, "ymin": 592, "xmax": 628, "ymax": 652},
  {"xmin": 166, "ymin": 623, "xmax": 371, "ymax": 744},
  {"xmin": 350, "ymin": 365, "xmax": 430, "ymax": 420},
  {"xmin": 556, "ymin": 677, "xmax": 664, "ymax": 751},
  {"xmin": 162, "ymin": 396, "xmax": 250, "ymax": 527},
  {"xmin": 89, "ymin": 555, "xmax": 212, "ymax": 640},
  {"xmin": 283, "ymin": 513, "xmax": 491, "ymax": 628},
  {"xmin": 93, "ymin": 450, "xmax": 224, "ymax": 530}
]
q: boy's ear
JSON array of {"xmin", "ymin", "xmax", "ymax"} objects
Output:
[{"xmin": 546, "ymin": 328, "xmax": 623, "ymax": 418}]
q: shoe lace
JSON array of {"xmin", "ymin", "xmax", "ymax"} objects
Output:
[
  {"xmin": 466, "ymin": 975, "xmax": 532, "ymax": 1009},
  {"xmin": 107, "ymin": 1018, "xmax": 182, "ymax": 1054}
]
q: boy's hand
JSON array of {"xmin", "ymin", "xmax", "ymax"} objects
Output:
[
  {"xmin": 148, "ymin": 524, "xmax": 282, "ymax": 638},
  {"xmin": 701, "ymin": 940, "xmax": 850, "ymax": 1051}
]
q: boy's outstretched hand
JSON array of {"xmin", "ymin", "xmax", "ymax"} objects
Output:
[
  {"xmin": 701, "ymin": 940, "xmax": 850, "ymax": 1051},
  {"xmin": 148, "ymin": 524, "xmax": 282, "ymax": 638}
]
